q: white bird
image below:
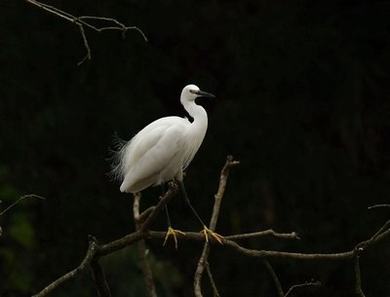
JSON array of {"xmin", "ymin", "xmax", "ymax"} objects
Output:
[{"xmin": 112, "ymin": 84, "xmax": 223, "ymax": 247}]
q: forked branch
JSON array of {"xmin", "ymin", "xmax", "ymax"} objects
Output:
[{"xmin": 25, "ymin": 0, "xmax": 147, "ymax": 65}]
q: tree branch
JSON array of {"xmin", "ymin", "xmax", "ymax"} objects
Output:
[
  {"xmin": 90, "ymin": 258, "xmax": 112, "ymax": 297},
  {"xmin": 25, "ymin": 0, "xmax": 147, "ymax": 65},
  {"xmin": 264, "ymin": 260, "xmax": 284, "ymax": 297},
  {"xmin": 32, "ymin": 238, "xmax": 98, "ymax": 297},
  {"xmin": 194, "ymin": 155, "xmax": 239, "ymax": 297},
  {"xmin": 31, "ymin": 156, "xmax": 390, "ymax": 297},
  {"xmin": 225, "ymin": 230, "xmax": 300, "ymax": 241},
  {"xmin": 32, "ymin": 196, "xmax": 390, "ymax": 297},
  {"xmin": 205, "ymin": 261, "xmax": 220, "ymax": 297},
  {"xmin": 368, "ymin": 204, "xmax": 390, "ymax": 210},
  {"xmin": 0, "ymin": 194, "xmax": 45, "ymax": 237},
  {"xmin": 0, "ymin": 194, "xmax": 45, "ymax": 216},
  {"xmin": 354, "ymin": 252, "xmax": 366, "ymax": 297},
  {"xmin": 133, "ymin": 193, "xmax": 157, "ymax": 297},
  {"xmin": 140, "ymin": 182, "xmax": 179, "ymax": 232},
  {"xmin": 284, "ymin": 280, "xmax": 321, "ymax": 297},
  {"xmin": 148, "ymin": 229, "xmax": 299, "ymax": 242}
]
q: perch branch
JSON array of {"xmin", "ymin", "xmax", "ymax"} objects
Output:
[
  {"xmin": 32, "ymin": 156, "xmax": 390, "ymax": 297},
  {"xmin": 194, "ymin": 155, "xmax": 239, "ymax": 297},
  {"xmin": 148, "ymin": 229, "xmax": 299, "ymax": 242},
  {"xmin": 32, "ymin": 197, "xmax": 390, "ymax": 297},
  {"xmin": 25, "ymin": 0, "xmax": 147, "ymax": 65}
]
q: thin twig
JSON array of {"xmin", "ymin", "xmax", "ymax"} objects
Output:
[
  {"xmin": 194, "ymin": 243, "xmax": 210, "ymax": 297},
  {"xmin": 133, "ymin": 193, "xmax": 157, "ymax": 297},
  {"xmin": 369, "ymin": 220, "xmax": 390, "ymax": 241},
  {"xmin": 0, "ymin": 194, "xmax": 45, "ymax": 216},
  {"xmin": 284, "ymin": 280, "xmax": 321, "ymax": 297},
  {"xmin": 194, "ymin": 155, "xmax": 239, "ymax": 297},
  {"xmin": 25, "ymin": 0, "xmax": 147, "ymax": 65},
  {"xmin": 226, "ymin": 230, "xmax": 300, "ymax": 241},
  {"xmin": 368, "ymin": 204, "xmax": 390, "ymax": 210},
  {"xmin": 33, "ymin": 238, "xmax": 98, "ymax": 297},
  {"xmin": 263, "ymin": 260, "xmax": 284, "ymax": 297},
  {"xmin": 205, "ymin": 261, "xmax": 220, "ymax": 297},
  {"xmin": 354, "ymin": 253, "xmax": 366, "ymax": 297},
  {"xmin": 90, "ymin": 259, "xmax": 112, "ymax": 297}
]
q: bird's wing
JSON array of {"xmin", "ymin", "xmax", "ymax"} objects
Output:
[{"xmin": 119, "ymin": 117, "xmax": 190, "ymax": 191}]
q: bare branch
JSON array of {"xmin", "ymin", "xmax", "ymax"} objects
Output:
[
  {"xmin": 133, "ymin": 193, "xmax": 157, "ymax": 297},
  {"xmin": 148, "ymin": 229, "xmax": 298, "ymax": 243},
  {"xmin": 140, "ymin": 182, "xmax": 179, "ymax": 232},
  {"xmin": 368, "ymin": 204, "xmax": 390, "ymax": 210},
  {"xmin": 25, "ymin": 0, "xmax": 147, "ymax": 65},
  {"xmin": 194, "ymin": 155, "xmax": 239, "ymax": 297},
  {"xmin": 33, "ymin": 197, "xmax": 390, "ymax": 297},
  {"xmin": 33, "ymin": 238, "xmax": 98, "ymax": 297},
  {"xmin": 90, "ymin": 259, "xmax": 112, "ymax": 297},
  {"xmin": 0, "ymin": 194, "xmax": 45, "ymax": 216},
  {"xmin": 263, "ymin": 260, "xmax": 284, "ymax": 297},
  {"xmin": 354, "ymin": 253, "xmax": 366, "ymax": 297},
  {"xmin": 138, "ymin": 206, "xmax": 156, "ymax": 224},
  {"xmin": 205, "ymin": 261, "xmax": 220, "ymax": 297},
  {"xmin": 226, "ymin": 230, "xmax": 300, "ymax": 241},
  {"xmin": 284, "ymin": 280, "xmax": 321, "ymax": 297},
  {"xmin": 31, "ymin": 156, "xmax": 390, "ymax": 297},
  {"xmin": 194, "ymin": 243, "xmax": 210, "ymax": 297},
  {"xmin": 209, "ymin": 155, "xmax": 240, "ymax": 230}
]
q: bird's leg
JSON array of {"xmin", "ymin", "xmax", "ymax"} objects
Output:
[
  {"xmin": 160, "ymin": 184, "xmax": 185, "ymax": 249},
  {"xmin": 179, "ymin": 181, "xmax": 224, "ymax": 244}
]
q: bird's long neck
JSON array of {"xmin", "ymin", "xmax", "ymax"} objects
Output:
[{"xmin": 183, "ymin": 101, "xmax": 208, "ymax": 132}]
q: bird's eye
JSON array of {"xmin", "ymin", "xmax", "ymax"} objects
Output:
[{"xmin": 189, "ymin": 89, "xmax": 197, "ymax": 94}]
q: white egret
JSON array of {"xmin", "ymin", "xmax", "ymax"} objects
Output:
[{"xmin": 112, "ymin": 84, "xmax": 223, "ymax": 246}]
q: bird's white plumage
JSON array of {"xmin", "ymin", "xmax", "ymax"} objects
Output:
[{"xmin": 113, "ymin": 84, "xmax": 212, "ymax": 193}]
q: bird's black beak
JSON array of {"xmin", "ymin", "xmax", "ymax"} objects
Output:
[{"xmin": 192, "ymin": 89, "xmax": 215, "ymax": 98}]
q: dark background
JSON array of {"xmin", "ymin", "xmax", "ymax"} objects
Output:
[{"xmin": 1, "ymin": 0, "xmax": 390, "ymax": 296}]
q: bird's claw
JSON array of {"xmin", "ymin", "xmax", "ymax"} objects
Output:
[
  {"xmin": 163, "ymin": 227, "xmax": 186, "ymax": 249},
  {"xmin": 201, "ymin": 226, "xmax": 224, "ymax": 244}
]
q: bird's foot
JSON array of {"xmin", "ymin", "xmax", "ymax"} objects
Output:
[
  {"xmin": 201, "ymin": 226, "xmax": 224, "ymax": 244},
  {"xmin": 163, "ymin": 227, "xmax": 186, "ymax": 249}
]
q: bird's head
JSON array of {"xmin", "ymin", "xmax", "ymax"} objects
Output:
[{"xmin": 181, "ymin": 84, "xmax": 215, "ymax": 104}]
